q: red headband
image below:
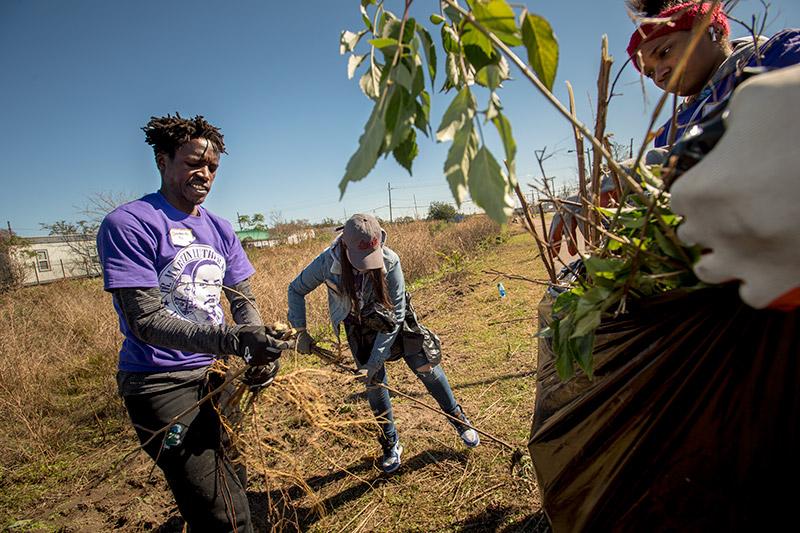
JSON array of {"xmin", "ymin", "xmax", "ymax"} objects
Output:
[{"xmin": 627, "ymin": 2, "xmax": 730, "ymax": 72}]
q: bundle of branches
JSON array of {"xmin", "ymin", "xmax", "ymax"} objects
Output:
[
  {"xmin": 210, "ymin": 357, "xmax": 381, "ymax": 530},
  {"xmin": 539, "ymin": 174, "xmax": 703, "ymax": 380}
]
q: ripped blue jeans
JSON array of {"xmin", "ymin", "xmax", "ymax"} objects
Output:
[{"xmin": 364, "ymin": 351, "xmax": 459, "ymax": 447}]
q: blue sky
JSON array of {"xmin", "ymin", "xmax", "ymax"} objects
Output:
[{"xmin": 1, "ymin": 0, "xmax": 797, "ymax": 236}]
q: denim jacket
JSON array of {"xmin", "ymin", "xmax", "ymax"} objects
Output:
[{"xmin": 287, "ymin": 239, "xmax": 406, "ymax": 368}]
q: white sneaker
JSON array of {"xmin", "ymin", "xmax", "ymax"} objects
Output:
[
  {"xmin": 449, "ymin": 406, "xmax": 481, "ymax": 448},
  {"xmin": 381, "ymin": 441, "xmax": 403, "ymax": 474}
]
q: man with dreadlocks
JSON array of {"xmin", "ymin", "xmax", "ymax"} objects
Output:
[{"xmin": 97, "ymin": 114, "xmax": 291, "ymax": 531}]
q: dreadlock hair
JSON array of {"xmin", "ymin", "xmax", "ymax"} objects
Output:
[
  {"xmin": 142, "ymin": 113, "xmax": 226, "ymax": 159},
  {"xmin": 339, "ymin": 240, "xmax": 393, "ymax": 313},
  {"xmin": 626, "ymin": 0, "xmax": 685, "ymax": 16}
]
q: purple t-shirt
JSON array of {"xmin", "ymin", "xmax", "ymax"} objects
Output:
[{"xmin": 97, "ymin": 192, "xmax": 255, "ymax": 372}]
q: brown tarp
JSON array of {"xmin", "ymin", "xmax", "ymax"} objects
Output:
[{"xmin": 529, "ymin": 286, "xmax": 800, "ymax": 532}]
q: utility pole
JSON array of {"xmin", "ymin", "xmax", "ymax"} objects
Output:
[
  {"xmin": 413, "ymin": 194, "xmax": 419, "ymax": 220},
  {"xmin": 236, "ymin": 211, "xmax": 242, "ymax": 231},
  {"xmin": 387, "ymin": 182, "xmax": 393, "ymax": 223},
  {"xmin": 6, "ymin": 221, "xmax": 11, "ymax": 236},
  {"xmin": 544, "ymin": 176, "xmax": 556, "ymax": 195},
  {"xmin": 629, "ymin": 137, "xmax": 634, "ymax": 159}
]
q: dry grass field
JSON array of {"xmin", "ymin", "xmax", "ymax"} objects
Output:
[{"xmin": 0, "ymin": 216, "xmax": 551, "ymax": 532}]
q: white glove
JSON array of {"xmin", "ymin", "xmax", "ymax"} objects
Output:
[{"xmin": 670, "ymin": 64, "xmax": 800, "ymax": 310}]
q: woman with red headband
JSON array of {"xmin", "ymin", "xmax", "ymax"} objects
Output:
[
  {"xmin": 548, "ymin": 1, "xmax": 799, "ymax": 257},
  {"xmin": 627, "ymin": 1, "xmax": 800, "ymax": 311},
  {"xmin": 626, "ymin": 0, "xmax": 800, "ymax": 146}
]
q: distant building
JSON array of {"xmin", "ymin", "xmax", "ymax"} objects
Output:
[
  {"xmin": 235, "ymin": 229, "xmax": 278, "ymax": 248},
  {"xmin": 235, "ymin": 228, "xmax": 316, "ymax": 248},
  {"xmin": 11, "ymin": 235, "xmax": 100, "ymax": 285},
  {"xmin": 284, "ymin": 229, "xmax": 316, "ymax": 245}
]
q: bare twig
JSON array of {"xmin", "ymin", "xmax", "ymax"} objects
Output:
[
  {"xmin": 487, "ymin": 316, "xmax": 536, "ymax": 326},
  {"xmin": 591, "ymin": 36, "xmax": 613, "ymax": 247},
  {"xmin": 566, "ymin": 81, "xmax": 589, "ymax": 243},
  {"xmin": 482, "ymin": 268, "xmax": 554, "ymax": 288},
  {"xmin": 311, "ymin": 353, "xmax": 522, "ymax": 453},
  {"xmin": 513, "ymin": 183, "xmax": 556, "ymax": 283}
]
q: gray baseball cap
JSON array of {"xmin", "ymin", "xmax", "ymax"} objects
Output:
[{"xmin": 341, "ymin": 213, "xmax": 386, "ymax": 271}]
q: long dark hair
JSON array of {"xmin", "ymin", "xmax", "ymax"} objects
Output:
[{"xmin": 339, "ymin": 240, "xmax": 393, "ymax": 311}]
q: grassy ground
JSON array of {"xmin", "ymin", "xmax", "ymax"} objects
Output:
[{"xmin": 2, "ymin": 222, "xmax": 551, "ymax": 532}]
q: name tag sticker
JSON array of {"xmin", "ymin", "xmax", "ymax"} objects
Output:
[{"xmin": 170, "ymin": 228, "xmax": 195, "ymax": 247}]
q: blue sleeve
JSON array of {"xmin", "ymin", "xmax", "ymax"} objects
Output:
[
  {"xmin": 287, "ymin": 249, "xmax": 330, "ymax": 329},
  {"xmin": 97, "ymin": 208, "xmax": 159, "ymax": 290},
  {"xmin": 761, "ymin": 29, "xmax": 800, "ymax": 69},
  {"xmin": 367, "ymin": 259, "xmax": 407, "ymax": 368}
]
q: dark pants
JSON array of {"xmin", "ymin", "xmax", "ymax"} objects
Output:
[{"xmin": 123, "ymin": 372, "xmax": 253, "ymax": 533}]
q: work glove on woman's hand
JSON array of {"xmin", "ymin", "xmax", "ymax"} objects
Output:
[
  {"xmin": 235, "ymin": 326, "xmax": 294, "ymax": 366},
  {"xmin": 670, "ymin": 64, "xmax": 800, "ymax": 310},
  {"xmin": 295, "ymin": 329, "xmax": 315, "ymax": 355},
  {"xmin": 357, "ymin": 363, "xmax": 382, "ymax": 387}
]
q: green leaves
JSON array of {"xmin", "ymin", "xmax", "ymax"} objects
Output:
[
  {"xmin": 415, "ymin": 25, "xmax": 437, "ymax": 88},
  {"xmin": 347, "ymin": 54, "xmax": 366, "ymax": 80},
  {"xmin": 384, "ymin": 86, "xmax": 417, "ymax": 152},
  {"xmin": 444, "ymin": 120, "xmax": 478, "ymax": 206},
  {"xmin": 438, "ymin": 88, "xmax": 479, "ymax": 208},
  {"xmin": 340, "ymin": 2, "xmax": 558, "ymax": 227},
  {"xmin": 436, "ymin": 87, "xmax": 477, "ymax": 142},
  {"xmin": 492, "ymin": 111, "xmax": 515, "ymax": 163},
  {"xmin": 358, "ymin": 62, "xmax": 382, "ymax": 100},
  {"xmin": 368, "ymin": 37, "xmax": 398, "ymax": 49},
  {"xmin": 340, "ymin": 30, "xmax": 366, "ymax": 54},
  {"xmin": 436, "ymin": 89, "xmax": 513, "ymax": 222},
  {"xmin": 545, "ymin": 186, "xmax": 704, "ymax": 382},
  {"xmin": 339, "ymin": 102, "xmax": 386, "ymax": 197},
  {"xmin": 461, "ymin": 31, "xmax": 498, "ymax": 72},
  {"xmin": 468, "ymin": 146, "xmax": 513, "ymax": 223},
  {"xmin": 521, "ymin": 13, "xmax": 559, "ymax": 91},
  {"xmin": 393, "ymin": 128, "xmax": 418, "ymax": 175},
  {"xmin": 467, "ymin": 0, "xmax": 522, "ymax": 47},
  {"xmin": 340, "ymin": 8, "xmax": 433, "ymax": 197},
  {"xmin": 551, "ymin": 288, "xmax": 599, "ymax": 380},
  {"xmin": 475, "ymin": 57, "xmax": 509, "ymax": 90}
]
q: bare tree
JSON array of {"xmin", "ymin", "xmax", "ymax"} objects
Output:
[{"xmin": 40, "ymin": 191, "xmax": 130, "ymax": 277}]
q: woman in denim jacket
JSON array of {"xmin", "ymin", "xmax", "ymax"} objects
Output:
[{"xmin": 288, "ymin": 213, "xmax": 479, "ymax": 474}]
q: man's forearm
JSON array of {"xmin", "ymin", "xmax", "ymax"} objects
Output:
[{"xmin": 114, "ymin": 287, "xmax": 240, "ymax": 355}]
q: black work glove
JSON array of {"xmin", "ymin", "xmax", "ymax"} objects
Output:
[
  {"xmin": 242, "ymin": 361, "xmax": 280, "ymax": 392},
  {"xmin": 234, "ymin": 326, "xmax": 294, "ymax": 366},
  {"xmin": 296, "ymin": 330, "xmax": 315, "ymax": 355}
]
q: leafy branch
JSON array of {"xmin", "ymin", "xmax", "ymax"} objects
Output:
[{"xmin": 340, "ymin": 1, "xmax": 730, "ymax": 380}]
